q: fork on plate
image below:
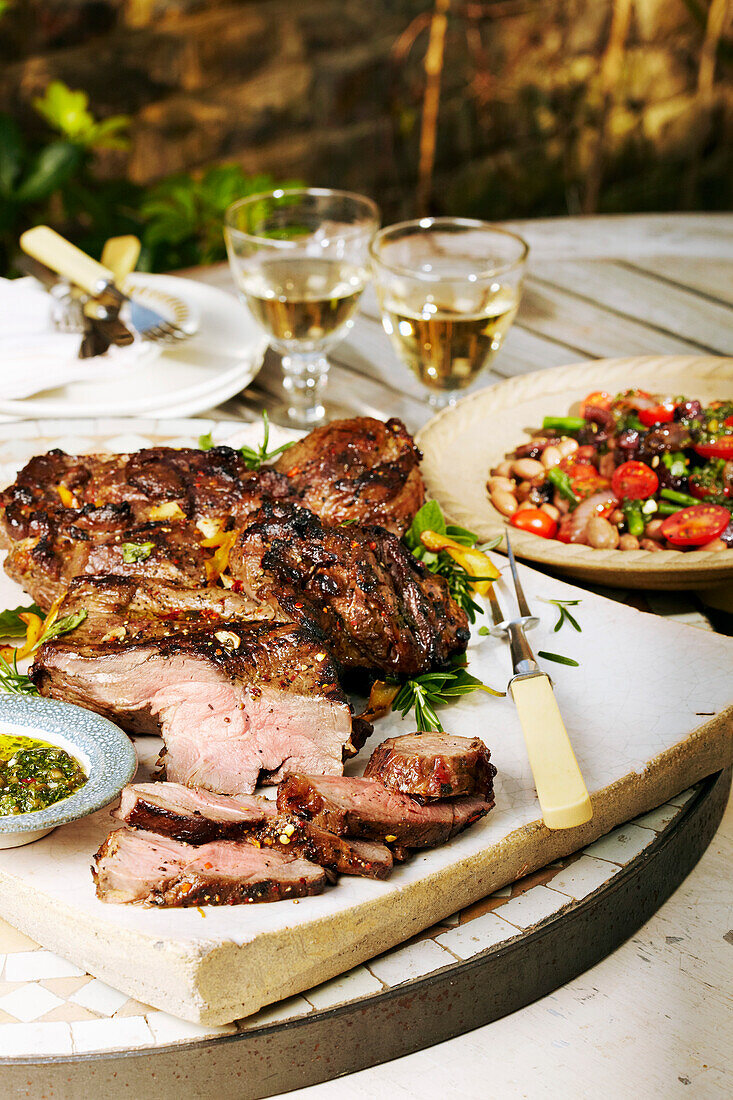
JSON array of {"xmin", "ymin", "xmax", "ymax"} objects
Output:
[
  {"xmin": 20, "ymin": 226, "xmax": 189, "ymax": 345},
  {"xmin": 486, "ymin": 535, "xmax": 593, "ymax": 830}
]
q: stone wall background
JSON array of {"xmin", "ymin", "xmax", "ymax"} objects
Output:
[{"xmin": 1, "ymin": 0, "xmax": 731, "ymax": 221}]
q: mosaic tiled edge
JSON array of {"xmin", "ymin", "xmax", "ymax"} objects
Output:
[{"xmin": 0, "ymin": 788, "xmax": 696, "ymax": 1058}]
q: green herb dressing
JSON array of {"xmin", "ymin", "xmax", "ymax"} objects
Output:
[{"xmin": 0, "ymin": 734, "xmax": 87, "ymax": 815}]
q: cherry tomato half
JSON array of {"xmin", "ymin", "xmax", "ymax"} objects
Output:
[
  {"xmin": 637, "ymin": 401, "xmax": 676, "ymax": 428},
  {"xmin": 509, "ymin": 508, "xmax": 558, "ymax": 539},
  {"xmin": 689, "ymin": 474, "xmax": 730, "ymax": 501},
  {"xmin": 580, "ymin": 391, "xmax": 612, "ymax": 418},
  {"xmin": 611, "ymin": 460, "xmax": 659, "ymax": 501},
  {"xmin": 693, "ymin": 436, "xmax": 733, "ymax": 460},
  {"xmin": 659, "ymin": 504, "xmax": 730, "ymax": 547},
  {"xmin": 724, "ymin": 416, "xmax": 733, "ymax": 429},
  {"xmin": 559, "ymin": 458, "xmax": 610, "ymax": 499}
]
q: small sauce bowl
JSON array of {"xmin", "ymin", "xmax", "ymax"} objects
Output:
[{"xmin": 0, "ymin": 697, "xmax": 137, "ymax": 848}]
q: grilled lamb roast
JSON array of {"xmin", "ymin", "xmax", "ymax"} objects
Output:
[
  {"xmin": 93, "ymin": 827, "xmax": 326, "ymax": 906},
  {"xmin": 32, "ymin": 622, "xmax": 369, "ymax": 793},
  {"xmin": 58, "ymin": 575, "xmax": 270, "ymax": 643},
  {"xmin": 2, "ymin": 512, "xmax": 213, "ymax": 609},
  {"xmin": 114, "ymin": 782, "xmax": 277, "ymax": 843},
  {"xmin": 0, "ymin": 446, "xmax": 290, "ymax": 529},
  {"xmin": 229, "ymin": 500, "xmax": 469, "ymax": 678},
  {"xmin": 274, "ymin": 416, "xmax": 424, "ymax": 534},
  {"xmin": 364, "ymin": 734, "xmax": 497, "ymax": 801},
  {"xmin": 277, "ymin": 774, "xmax": 492, "ymax": 847},
  {"xmin": 115, "ymin": 782, "xmax": 393, "ymax": 880}
]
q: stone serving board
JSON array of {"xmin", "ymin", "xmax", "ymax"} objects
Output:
[{"xmin": 0, "ymin": 419, "xmax": 730, "ymax": 1025}]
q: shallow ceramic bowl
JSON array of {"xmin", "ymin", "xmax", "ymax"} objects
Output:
[
  {"xmin": 417, "ymin": 354, "xmax": 733, "ymax": 590},
  {"xmin": 0, "ymin": 696, "xmax": 137, "ymax": 848}
]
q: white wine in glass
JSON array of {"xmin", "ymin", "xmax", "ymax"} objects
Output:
[
  {"xmin": 225, "ymin": 189, "xmax": 380, "ymax": 428},
  {"xmin": 370, "ymin": 218, "xmax": 528, "ymax": 408}
]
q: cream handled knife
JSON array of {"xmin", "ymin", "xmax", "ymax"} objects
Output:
[{"xmin": 487, "ymin": 535, "xmax": 593, "ymax": 830}]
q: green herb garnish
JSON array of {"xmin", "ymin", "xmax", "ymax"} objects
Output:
[
  {"xmin": 37, "ymin": 610, "xmax": 87, "ymax": 646},
  {"xmin": 539, "ymin": 597, "xmax": 582, "ymax": 633},
  {"xmin": 0, "ymin": 652, "xmax": 38, "ymax": 696},
  {"xmin": 121, "ymin": 541, "xmax": 155, "ymax": 564},
  {"xmin": 199, "ymin": 412, "xmax": 294, "ymax": 470},
  {"xmin": 538, "ymin": 650, "xmax": 580, "ymax": 666},
  {"xmin": 0, "ymin": 603, "xmax": 42, "ymax": 639},
  {"xmin": 198, "ymin": 431, "xmax": 214, "ymax": 451},
  {"xmin": 391, "ymin": 657, "xmax": 504, "ymax": 733},
  {"xmin": 403, "ymin": 501, "xmax": 500, "ymax": 623}
]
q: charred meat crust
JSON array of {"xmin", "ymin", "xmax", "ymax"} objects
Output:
[
  {"xmin": 277, "ymin": 774, "xmax": 493, "ymax": 848},
  {"xmin": 364, "ymin": 735, "xmax": 497, "ymax": 801},
  {"xmin": 274, "ymin": 416, "xmax": 424, "ymax": 534},
  {"xmin": 229, "ymin": 500, "xmax": 469, "ymax": 679},
  {"xmin": 117, "ymin": 798, "xmax": 273, "ymax": 845},
  {"xmin": 251, "ymin": 816, "xmax": 394, "ymax": 880}
]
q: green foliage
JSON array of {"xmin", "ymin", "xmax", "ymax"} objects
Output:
[
  {"xmin": 139, "ymin": 166, "xmax": 303, "ymax": 270},
  {"xmin": 33, "ymin": 82, "xmax": 130, "ymax": 151}
]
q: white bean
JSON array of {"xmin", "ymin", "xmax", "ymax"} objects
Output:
[
  {"xmin": 644, "ymin": 519, "xmax": 664, "ymax": 539},
  {"xmin": 693, "ymin": 538, "xmax": 727, "ymax": 553},
  {"xmin": 540, "ymin": 503, "xmax": 560, "ymax": 521},
  {"xmin": 494, "ymin": 460, "xmax": 514, "ymax": 478},
  {"xmin": 557, "ymin": 437, "xmax": 579, "ymax": 458},
  {"xmin": 541, "ymin": 445, "xmax": 562, "ymax": 469},
  {"xmin": 618, "ymin": 534, "xmax": 640, "ymax": 551},
  {"xmin": 511, "ymin": 457, "xmax": 545, "ymax": 480},
  {"xmin": 491, "ymin": 489, "xmax": 518, "ymax": 517},
  {"xmin": 487, "ymin": 475, "xmax": 515, "ymax": 495},
  {"xmin": 516, "ymin": 500, "xmax": 537, "ymax": 512},
  {"xmin": 587, "ymin": 515, "xmax": 619, "ymax": 549}
]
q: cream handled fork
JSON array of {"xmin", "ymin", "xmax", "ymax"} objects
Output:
[
  {"xmin": 487, "ymin": 535, "xmax": 593, "ymax": 830},
  {"xmin": 20, "ymin": 226, "xmax": 187, "ymax": 343}
]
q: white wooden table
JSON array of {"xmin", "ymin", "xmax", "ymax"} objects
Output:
[{"xmin": 193, "ymin": 213, "xmax": 733, "ymax": 1098}]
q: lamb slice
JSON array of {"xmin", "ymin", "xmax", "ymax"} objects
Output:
[
  {"xmin": 364, "ymin": 734, "xmax": 497, "ymax": 801},
  {"xmin": 115, "ymin": 782, "xmax": 277, "ymax": 844},
  {"xmin": 31, "ymin": 622, "xmax": 365, "ymax": 794},
  {"xmin": 93, "ymin": 828, "xmax": 326, "ymax": 906},
  {"xmin": 277, "ymin": 774, "xmax": 492, "ymax": 848},
  {"xmin": 273, "ymin": 416, "xmax": 424, "ymax": 534},
  {"xmin": 229, "ymin": 499, "xmax": 469, "ymax": 679},
  {"xmin": 254, "ymin": 815, "xmax": 393, "ymax": 880},
  {"xmin": 59, "ymin": 575, "xmax": 270, "ymax": 644}
]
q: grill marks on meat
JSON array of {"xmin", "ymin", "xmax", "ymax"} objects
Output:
[
  {"xmin": 58, "ymin": 575, "xmax": 271, "ymax": 643},
  {"xmin": 251, "ymin": 816, "xmax": 393, "ymax": 880},
  {"xmin": 31, "ymin": 622, "xmax": 366, "ymax": 791},
  {"xmin": 274, "ymin": 417, "xmax": 424, "ymax": 534},
  {"xmin": 93, "ymin": 828, "xmax": 326, "ymax": 906},
  {"xmin": 229, "ymin": 501, "xmax": 469, "ymax": 678},
  {"xmin": 114, "ymin": 782, "xmax": 277, "ymax": 844},
  {"xmin": 277, "ymin": 774, "xmax": 493, "ymax": 848},
  {"xmin": 364, "ymin": 735, "xmax": 496, "ymax": 801}
]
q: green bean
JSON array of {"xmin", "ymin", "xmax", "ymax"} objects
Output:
[
  {"xmin": 546, "ymin": 467, "xmax": 580, "ymax": 504},
  {"xmin": 542, "ymin": 416, "xmax": 586, "ymax": 433},
  {"xmin": 656, "ymin": 501, "xmax": 686, "ymax": 516},
  {"xmin": 623, "ymin": 500, "xmax": 645, "ymax": 537},
  {"xmin": 660, "ymin": 488, "xmax": 699, "ymax": 507}
]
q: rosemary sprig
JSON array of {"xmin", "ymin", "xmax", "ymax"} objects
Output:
[
  {"xmin": 199, "ymin": 411, "xmax": 295, "ymax": 471},
  {"xmin": 538, "ymin": 650, "xmax": 580, "ymax": 667},
  {"xmin": 391, "ymin": 657, "xmax": 504, "ymax": 733},
  {"xmin": 403, "ymin": 501, "xmax": 501, "ymax": 623},
  {"xmin": 0, "ymin": 651, "xmax": 38, "ymax": 695},
  {"xmin": 539, "ymin": 597, "xmax": 582, "ymax": 633}
]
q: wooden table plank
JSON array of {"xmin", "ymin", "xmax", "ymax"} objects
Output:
[
  {"xmin": 627, "ymin": 257, "xmax": 733, "ymax": 309},
  {"xmin": 530, "ymin": 260, "xmax": 733, "ymax": 353},
  {"xmin": 503, "ymin": 213, "xmax": 733, "ymax": 260}
]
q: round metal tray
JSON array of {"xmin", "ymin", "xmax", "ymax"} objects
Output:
[{"xmin": 3, "ymin": 769, "xmax": 729, "ymax": 1099}]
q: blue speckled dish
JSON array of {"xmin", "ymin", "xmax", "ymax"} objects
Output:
[{"xmin": 0, "ymin": 696, "xmax": 137, "ymax": 847}]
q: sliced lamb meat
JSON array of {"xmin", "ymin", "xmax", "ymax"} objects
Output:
[
  {"xmin": 93, "ymin": 827, "xmax": 326, "ymax": 906},
  {"xmin": 274, "ymin": 416, "xmax": 424, "ymax": 534},
  {"xmin": 229, "ymin": 500, "xmax": 469, "ymax": 678},
  {"xmin": 277, "ymin": 774, "xmax": 492, "ymax": 848},
  {"xmin": 114, "ymin": 782, "xmax": 277, "ymax": 844},
  {"xmin": 32, "ymin": 621, "xmax": 368, "ymax": 793},
  {"xmin": 58, "ymin": 575, "xmax": 270, "ymax": 644},
  {"xmin": 254, "ymin": 815, "xmax": 393, "ymax": 880},
  {"xmin": 364, "ymin": 734, "xmax": 497, "ymax": 801}
]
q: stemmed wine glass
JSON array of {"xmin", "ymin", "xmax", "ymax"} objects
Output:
[
  {"xmin": 369, "ymin": 218, "xmax": 528, "ymax": 409},
  {"xmin": 225, "ymin": 188, "xmax": 380, "ymax": 428}
]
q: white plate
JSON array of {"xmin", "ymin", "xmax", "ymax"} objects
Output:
[{"xmin": 0, "ymin": 275, "xmax": 266, "ymax": 420}]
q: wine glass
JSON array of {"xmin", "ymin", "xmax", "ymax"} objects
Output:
[
  {"xmin": 225, "ymin": 188, "xmax": 380, "ymax": 428},
  {"xmin": 369, "ymin": 218, "xmax": 528, "ymax": 409}
]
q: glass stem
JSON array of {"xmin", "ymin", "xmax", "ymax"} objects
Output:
[{"xmin": 280, "ymin": 352, "xmax": 330, "ymax": 428}]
